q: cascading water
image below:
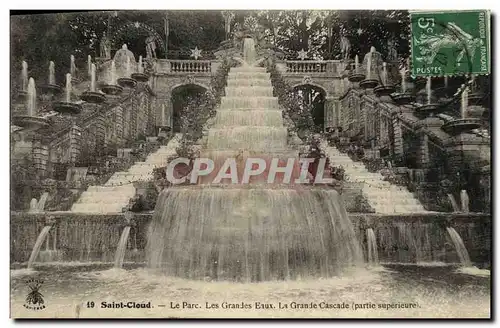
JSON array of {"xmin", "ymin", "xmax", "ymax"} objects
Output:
[
  {"xmin": 243, "ymin": 38, "xmax": 256, "ymax": 65},
  {"xmin": 27, "ymin": 78, "xmax": 36, "ymax": 116},
  {"xmin": 146, "ymin": 39, "xmax": 363, "ymax": 281},
  {"xmin": 126, "ymin": 56, "xmax": 131, "ymax": 76},
  {"xmin": 27, "ymin": 226, "xmax": 51, "ymax": 269},
  {"xmin": 70, "ymin": 54, "xmax": 76, "ymax": 77},
  {"xmin": 138, "ymin": 56, "xmax": 144, "ymax": 74},
  {"xmin": 114, "ymin": 226, "xmax": 131, "ymax": 268},
  {"xmin": 446, "ymin": 227, "xmax": 472, "ymax": 267},
  {"xmin": 87, "ymin": 55, "xmax": 92, "ymax": 77},
  {"xmin": 366, "ymin": 228, "xmax": 379, "ymax": 265},
  {"xmin": 90, "ymin": 64, "xmax": 97, "ymax": 92},
  {"xmin": 49, "ymin": 61, "xmax": 56, "ymax": 85},
  {"xmin": 21, "ymin": 61, "xmax": 28, "ymax": 91},
  {"xmin": 110, "ymin": 61, "xmax": 117, "ymax": 85},
  {"xmin": 65, "ymin": 73, "xmax": 72, "ymax": 103}
]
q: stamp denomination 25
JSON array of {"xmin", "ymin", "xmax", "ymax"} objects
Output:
[{"xmin": 410, "ymin": 10, "xmax": 490, "ymax": 77}]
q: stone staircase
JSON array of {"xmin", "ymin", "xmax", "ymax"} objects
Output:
[
  {"xmin": 70, "ymin": 134, "xmax": 181, "ymax": 213},
  {"xmin": 320, "ymin": 140, "xmax": 428, "ymax": 214}
]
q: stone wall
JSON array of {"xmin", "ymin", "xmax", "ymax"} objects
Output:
[{"xmin": 10, "ymin": 212, "xmax": 491, "ymax": 267}]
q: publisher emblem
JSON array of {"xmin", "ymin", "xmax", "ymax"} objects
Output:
[{"xmin": 23, "ymin": 279, "xmax": 46, "ymax": 310}]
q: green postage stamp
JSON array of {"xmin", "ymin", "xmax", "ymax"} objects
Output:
[{"xmin": 410, "ymin": 10, "xmax": 490, "ymax": 77}]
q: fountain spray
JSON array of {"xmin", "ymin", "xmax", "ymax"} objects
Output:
[
  {"xmin": 49, "ymin": 61, "xmax": 56, "ymax": 85},
  {"xmin": 426, "ymin": 77, "xmax": 432, "ymax": 105},
  {"xmin": 21, "ymin": 61, "xmax": 28, "ymax": 91},
  {"xmin": 461, "ymin": 85, "xmax": 468, "ymax": 118},
  {"xmin": 366, "ymin": 53, "xmax": 372, "ymax": 80},
  {"xmin": 87, "ymin": 55, "xmax": 92, "ymax": 77},
  {"xmin": 70, "ymin": 55, "xmax": 76, "ymax": 77},
  {"xmin": 382, "ymin": 62, "xmax": 388, "ymax": 85},
  {"xmin": 65, "ymin": 73, "xmax": 72, "ymax": 103},
  {"xmin": 27, "ymin": 78, "xmax": 36, "ymax": 116},
  {"xmin": 138, "ymin": 56, "xmax": 144, "ymax": 74},
  {"xmin": 400, "ymin": 66, "xmax": 407, "ymax": 93},
  {"xmin": 110, "ymin": 61, "xmax": 117, "ymax": 85},
  {"xmin": 90, "ymin": 63, "xmax": 97, "ymax": 92}
]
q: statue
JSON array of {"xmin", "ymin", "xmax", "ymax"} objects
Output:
[
  {"xmin": 113, "ymin": 44, "xmax": 136, "ymax": 77},
  {"xmin": 221, "ymin": 11, "xmax": 235, "ymax": 40},
  {"xmin": 362, "ymin": 46, "xmax": 384, "ymax": 80},
  {"xmin": 340, "ymin": 34, "xmax": 351, "ymax": 62},
  {"xmin": 145, "ymin": 35, "xmax": 157, "ymax": 59},
  {"xmin": 100, "ymin": 33, "xmax": 111, "ymax": 59},
  {"xmin": 387, "ymin": 38, "xmax": 398, "ymax": 61}
]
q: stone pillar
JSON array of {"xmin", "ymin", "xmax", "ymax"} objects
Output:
[
  {"xmin": 32, "ymin": 136, "xmax": 49, "ymax": 178},
  {"xmin": 324, "ymin": 97, "xmax": 335, "ymax": 131},
  {"xmin": 69, "ymin": 124, "xmax": 82, "ymax": 164},
  {"xmin": 149, "ymin": 96, "xmax": 157, "ymax": 132},
  {"xmin": 130, "ymin": 96, "xmax": 138, "ymax": 139},
  {"xmin": 445, "ymin": 133, "xmax": 490, "ymax": 171},
  {"xmin": 157, "ymin": 95, "xmax": 173, "ymax": 132},
  {"xmin": 417, "ymin": 132, "xmax": 430, "ymax": 168},
  {"xmin": 392, "ymin": 114, "xmax": 404, "ymax": 162},
  {"xmin": 115, "ymin": 106, "xmax": 124, "ymax": 146},
  {"xmin": 94, "ymin": 111, "xmax": 106, "ymax": 156}
]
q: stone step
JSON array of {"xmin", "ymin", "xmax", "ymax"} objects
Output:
[
  {"xmin": 71, "ymin": 202, "xmax": 126, "ymax": 213},
  {"xmin": 77, "ymin": 192, "xmax": 133, "ymax": 204},
  {"xmin": 227, "ymin": 79, "xmax": 271, "ymax": 87},
  {"xmin": 87, "ymin": 185, "xmax": 136, "ymax": 193},
  {"xmin": 231, "ymin": 67, "xmax": 267, "ymax": 72},
  {"xmin": 225, "ymin": 86, "xmax": 273, "ymax": 97},
  {"xmin": 220, "ymin": 97, "xmax": 278, "ymax": 109}
]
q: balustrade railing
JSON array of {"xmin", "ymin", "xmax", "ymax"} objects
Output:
[
  {"xmin": 286, "ymin": 60, "xmax": 328, "ymax": 73},
  {"xmin": 169, "ymin": 60, "xmax": 212, "ymax": 73}
]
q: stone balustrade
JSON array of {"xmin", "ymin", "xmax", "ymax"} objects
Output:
[{"xmin": 283, "ymin": 60, "xmax": 344, "ymax": 75}]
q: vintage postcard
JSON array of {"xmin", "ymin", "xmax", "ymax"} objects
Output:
[{"xmin": 10, "ymin": 9, "xmax": 491, "ymax": 319}]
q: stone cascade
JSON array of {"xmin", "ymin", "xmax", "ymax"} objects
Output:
[
  {"xmin": 207, "ymin": 66, "xmax": 287, "ymax": 152},
  {"xmin": 70, "ymin": 134, "xmax": 181, "ymax": 213},
  {"xmin": 320, "ymin": 140, "xmax": 428, "ymax": 214}
]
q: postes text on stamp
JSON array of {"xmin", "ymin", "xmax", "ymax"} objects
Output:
[{"xmin": 410, "ymin": 10, "xmax": 490, "ymax": 77}]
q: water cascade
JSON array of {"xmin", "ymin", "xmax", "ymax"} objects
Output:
[
  {"xmin": 87, "ymin": 55, "xmax": 92, "ymax": 77},
  {"xmin": 446, "ymin": 227, "xmax": 472, "ymax": 266},
  {"xmin": 426, "ymin": 77, "xmax": 432, "ymax": 105},
  {"xmin": 114, "ymin": 226, "xmax": 131, "ymax": 268},
  {"xmin": 65, "ymin": 73, "xmax": 72, "ymax": 103},
  {"xmin": 382, "ymin": 62, "xmax": 388, "ymax": 85},
  {"xmin": 146, "ymin": 39, "xmax": 363, "ymax": 281},
  {"xmin": 110, "ymin": 61, "xmax": 117, "ymax": 85},
  {"xmin": 138, "ymin": 56, "xmax": 144, "ymax": 74},
  {"xmin": 448, "ymin": 193, "xmax": 460, "ymax": 212},
  {"xmin": 49, "ymin": 61, "xmax": 56, "ymax": 85},
  {"xmin": 354, "ymin": 55, "xmax": 359, "ymax": 73},
  {"xmin": 366, "ymin": 50, "xmax": 372, "ymax": 79},
  {"xmin": 400, "ymin": 66, "xmax": 407, "ymax": 93},
  {"xmin": 461, "ymin": 85, "xmax": 468, "ymax": 118},
  {"xmin": 90, "ymin": 64, "xmax": 96, "ymax": 92},
  {"xmin": 126, "ymin": 56, "xmax": 131, "ymax": 76},
  {"xmin": 366, "ymin": 228, "xmax": 379, "ymax": 265},
  {"xmin": 27, "ymin": 78, "xmax": 36, "ymax": 116},
  {"xmin": 460, "ymin": 190, "xmax": 470, "ymax": 212},
  {"xmin": 21, "ymin": 61, "xmax": 28, "ymax": 91},
  {"xmin": 70, "ymin": 55, "xmax": 76, "ymax": 77},
  {"xmin": 27, "ymin": 226, "xmax": 52, "ymax": 269},
  {"xmin": 38, "ymin": 227, "xmax": 62, "ymax": 263},
  {"xmin": 243, "ymin": 38, "xmax": 256, "ymax": 65}
]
